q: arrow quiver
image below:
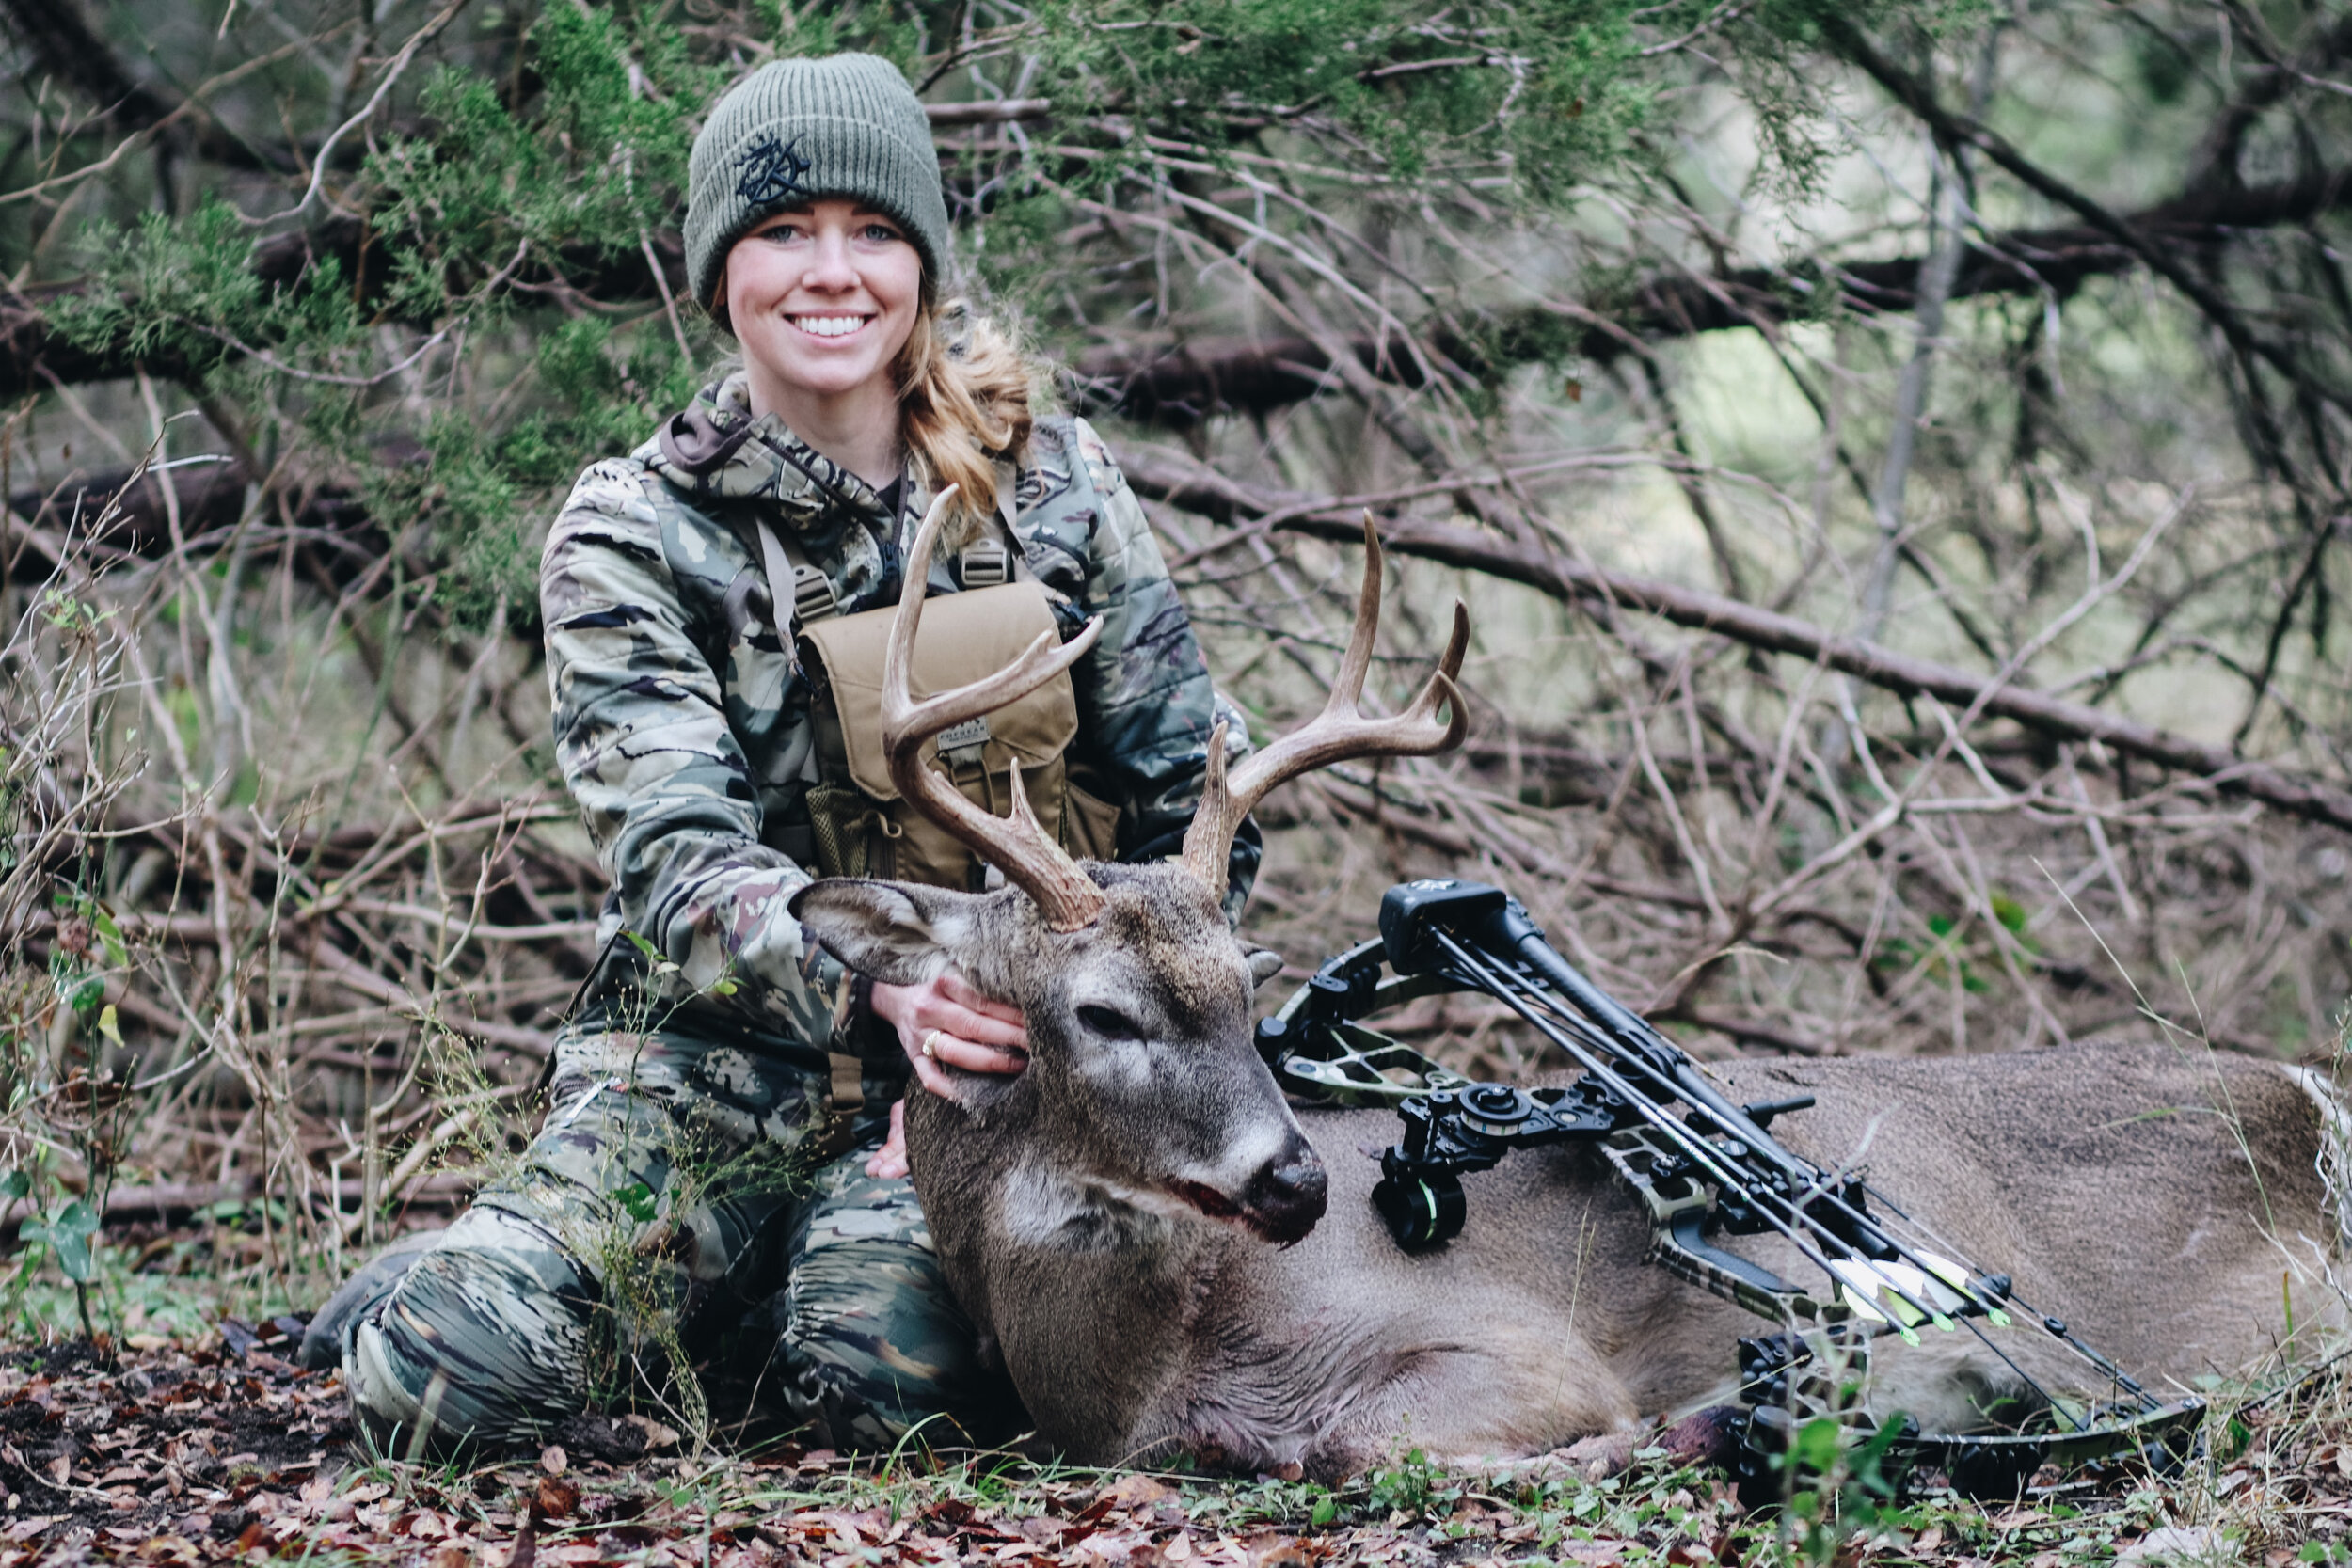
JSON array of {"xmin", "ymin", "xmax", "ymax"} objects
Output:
[{"xmin": 1258, "ymin": 879, "xmax": 2208, "ymax": 1500}]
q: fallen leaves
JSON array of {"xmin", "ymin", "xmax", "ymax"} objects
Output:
[{"xmin": 0, "ymin": 1326, "xmax": 2343, "ymax": 1568}]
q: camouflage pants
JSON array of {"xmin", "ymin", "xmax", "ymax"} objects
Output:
[{"xmin": 336, "ymin": 1020, "xmax": 1007, "ymax": 1453}]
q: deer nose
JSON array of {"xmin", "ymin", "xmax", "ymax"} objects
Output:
[{"xmin": 1242, "ymin": 1143, "xmax": 1328, "ymax": 1243}]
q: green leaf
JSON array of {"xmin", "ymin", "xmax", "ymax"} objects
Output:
[
  {"xmin": 0, "ymin": 1171, "xmax": 27, "ymax": 1203},
  {"xmin": 45, "ymin": 1199, "xmax": 97, "ymax": 1283},
  {"xmin": 1990, "ymin": 894, "xmax": 2028, "ymax": 934},
  {"xmin": 91, "ymin": 907, "xmax": 127, "ymax": 967},
  {"xmin": 1790, "ymin": 1415, "xmax": 1845, "ymax": 1473},
  {"xmin": 623, "ymin": 930, "xmax": 661, "ymax": 962},
  {"xmin": 612, "ymin": 1180, "xmax": 659, "ymax": 1226}
]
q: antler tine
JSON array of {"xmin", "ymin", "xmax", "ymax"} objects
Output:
[
  {"xmin": 882, "ymin": 486, "xmax": 1108, "ymax": 932},
  {"xmin": 1181, "ymin": 515, "xmax": 1470, "ymax": 901}
]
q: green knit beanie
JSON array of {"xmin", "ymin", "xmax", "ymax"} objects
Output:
[{"xmin": 685, "ymin": 54, "xmax": 950, "ymax": 325}]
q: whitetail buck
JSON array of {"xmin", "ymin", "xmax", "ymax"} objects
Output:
[{"xmin": 792, "ymin": 498, "xmax": 2347, "ymax": 1481}]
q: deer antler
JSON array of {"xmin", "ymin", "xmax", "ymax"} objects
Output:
[
  {"xmin": 1181, "ymin": 515, "xmax": 1469, "ymax": 904},
  {"xmin": 882, "ymin": 486, "xmax": 1110, "ymax": 932}
]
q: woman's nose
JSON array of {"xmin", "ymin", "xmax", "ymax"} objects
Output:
[{"xmin": 800, "ymin": 229, "xmax": 859, "ymax": 291}]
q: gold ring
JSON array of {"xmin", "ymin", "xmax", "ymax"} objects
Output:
[{"xmin": 920, "ymin": 1029, "xmax": 943, "ymax": 1060}]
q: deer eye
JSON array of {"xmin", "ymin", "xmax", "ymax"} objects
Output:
[{"xmin": 1077, "ymin": 1005, "xmax": 1145, "ymax": 1041}]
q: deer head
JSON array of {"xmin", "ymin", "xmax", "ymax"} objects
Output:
[{"xmin": 791, "ymin": 490, "xmax": 1468, "ymax": 1245}]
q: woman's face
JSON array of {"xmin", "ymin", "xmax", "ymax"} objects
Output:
[{"xmin": 725, "ymin": 199, "xmax": 923, "ymax": 409}]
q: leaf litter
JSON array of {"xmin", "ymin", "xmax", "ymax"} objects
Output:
[{"xmin": 0, "ymin": 1323, "xmax": 2344, "ymax": 1567}]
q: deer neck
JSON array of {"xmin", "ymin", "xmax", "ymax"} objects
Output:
[
  {"xmin": 903, "ymin": 1079, "xmax": 1232, "ymax": 1454},
  {"xmin": 905, "ymin": 1080, "xmax": 1227, "ymax": 1286}
]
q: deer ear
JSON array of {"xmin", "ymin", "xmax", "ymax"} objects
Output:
[
  {"xmin": 1247, "ymin": 948, "xmax": 1286, "ymax": 988},
  {"xmin": 790, "ymin": 879, "xmax": 978, "ymax": 986}
]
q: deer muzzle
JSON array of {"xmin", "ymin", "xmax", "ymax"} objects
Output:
[
  {"xmin": 1170, "ymin": 1133, "xmax": 1327, "ymax": 1245},
  {"xmin": 1241, "ymin": 1145, "xmax": 1330, "ymax": 1244}
]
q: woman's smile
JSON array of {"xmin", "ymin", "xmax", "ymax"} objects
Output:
[{"xmin": 792, "ymin": 313, "xmax": 875, "ymax": 340}]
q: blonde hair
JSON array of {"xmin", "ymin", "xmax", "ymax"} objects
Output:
[{"xmin": 895, "ymin": 301, "xmax": 1033, "ymax": 548}]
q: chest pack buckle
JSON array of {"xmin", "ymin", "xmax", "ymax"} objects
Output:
[
  {"xmin": 789, "ymin": 561, "xmax": 839, "ymax": 625},
  {"xmin": 957, "ymin": 537, "xmax": 1011, "ymax": 589}
]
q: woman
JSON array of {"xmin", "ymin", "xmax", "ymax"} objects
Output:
[{"xmin": 306, "ymin": 53, "xmax": 1256, "ymax": 1451}]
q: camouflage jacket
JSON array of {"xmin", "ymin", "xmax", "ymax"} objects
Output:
[{"xmin": 541, "ymin": 372, "xmax": 1255, "ymax": 1059}]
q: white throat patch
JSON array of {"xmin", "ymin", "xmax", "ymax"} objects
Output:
[{"xmin": 998, "ymin": 1164, "xmax": 1190, "ymax": 1253}]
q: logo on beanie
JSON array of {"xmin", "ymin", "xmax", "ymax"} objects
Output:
[{"xmin": 737, "ymin": 133, "xmax": 811, "ymax": 206}]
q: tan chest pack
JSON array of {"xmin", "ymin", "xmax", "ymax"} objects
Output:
[{"xmin": 749, "ymin": 510, "xmax": 1120, "ymax": 896}]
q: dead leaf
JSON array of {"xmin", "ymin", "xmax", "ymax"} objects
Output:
[
  {"xmin": 506, "ymin": 1524, "xmax": 537, "ymax": 1568},
  {"xmin": 532, "ymin": 1476, "xmax": 580, "ymax": 1519},
  {"xmin": 1099, "ymin": 1475, "xmax": 1176, "ymax": 1511},
  {"xmin": 1247, "ymin": 1535, "xmax": 1312, "ymax": 1568},
  {"xmin": 428, "ymin": 1544, "xmax": 473, "ymax": 1568},
  {"xmin": 0, "ymin": 1522, "xmax": 49, "ymax": 1545},
  {"xmin": 1555, "ymin": 1544, "xmax": 1627, "ymax": 1567},
  {"xmin": 539, "ymin": 1445, "xmax": 567, "ymax": 1477}
]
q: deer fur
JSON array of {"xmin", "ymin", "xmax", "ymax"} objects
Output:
[{"xmin": 794, "ymin": 867, "xmax": 2347, "ymax": 1480}]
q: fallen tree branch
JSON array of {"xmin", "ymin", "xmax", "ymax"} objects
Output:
[
  {"xmin": 1123, "ymin": 446, "xmax": 2352, "ymax": 834},
  {"xmin": 0, "ymin": 1173, "xmax": 474, "ymax": 1233}
]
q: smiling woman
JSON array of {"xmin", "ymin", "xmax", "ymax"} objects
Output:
[{"xmin": 299, "ymin": 51, "xmax": 1263, "ymax": 1462}]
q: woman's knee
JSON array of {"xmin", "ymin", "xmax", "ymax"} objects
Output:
[
  {"xmin": 342, "ymin": 1205, "xmax": 602, "ymax": 1452},
  {"xmin": 763, "ymin": 1158, "xmax": 1018, "ymax": 1447}
]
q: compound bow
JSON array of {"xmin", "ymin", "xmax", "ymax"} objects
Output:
[{"xmin": 1256, "ymin": 878, "xmax": 2209, "ymax": 1498}]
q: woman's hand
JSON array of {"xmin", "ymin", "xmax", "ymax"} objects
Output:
[{"xmin": 863, "ymin": 973, "xmax": 1027, "ymax": 1178}]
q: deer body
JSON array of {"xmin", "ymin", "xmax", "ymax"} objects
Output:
[
  {"xmin": 899, "ymin": 1028, "xmax": 2341, "ymax": 1477},
  {"xmin": 789, "ymin": 494, "xmax": 2343, "ymax": 1479}
]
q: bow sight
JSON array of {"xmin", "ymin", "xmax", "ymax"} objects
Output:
[{"xmin": 1256, "ymin": 878, "xmax": 2207, "ymax": 1498}]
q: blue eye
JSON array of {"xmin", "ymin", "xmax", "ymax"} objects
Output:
[{"xmin": 861, "ymin": 223, "xmax": 903, "ymax": 243}]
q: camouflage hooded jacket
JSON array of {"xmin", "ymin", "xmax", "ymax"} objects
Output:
[{"xmin": 540, "ymin": 372, "xmax": 1255, "ymax": 1060}]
